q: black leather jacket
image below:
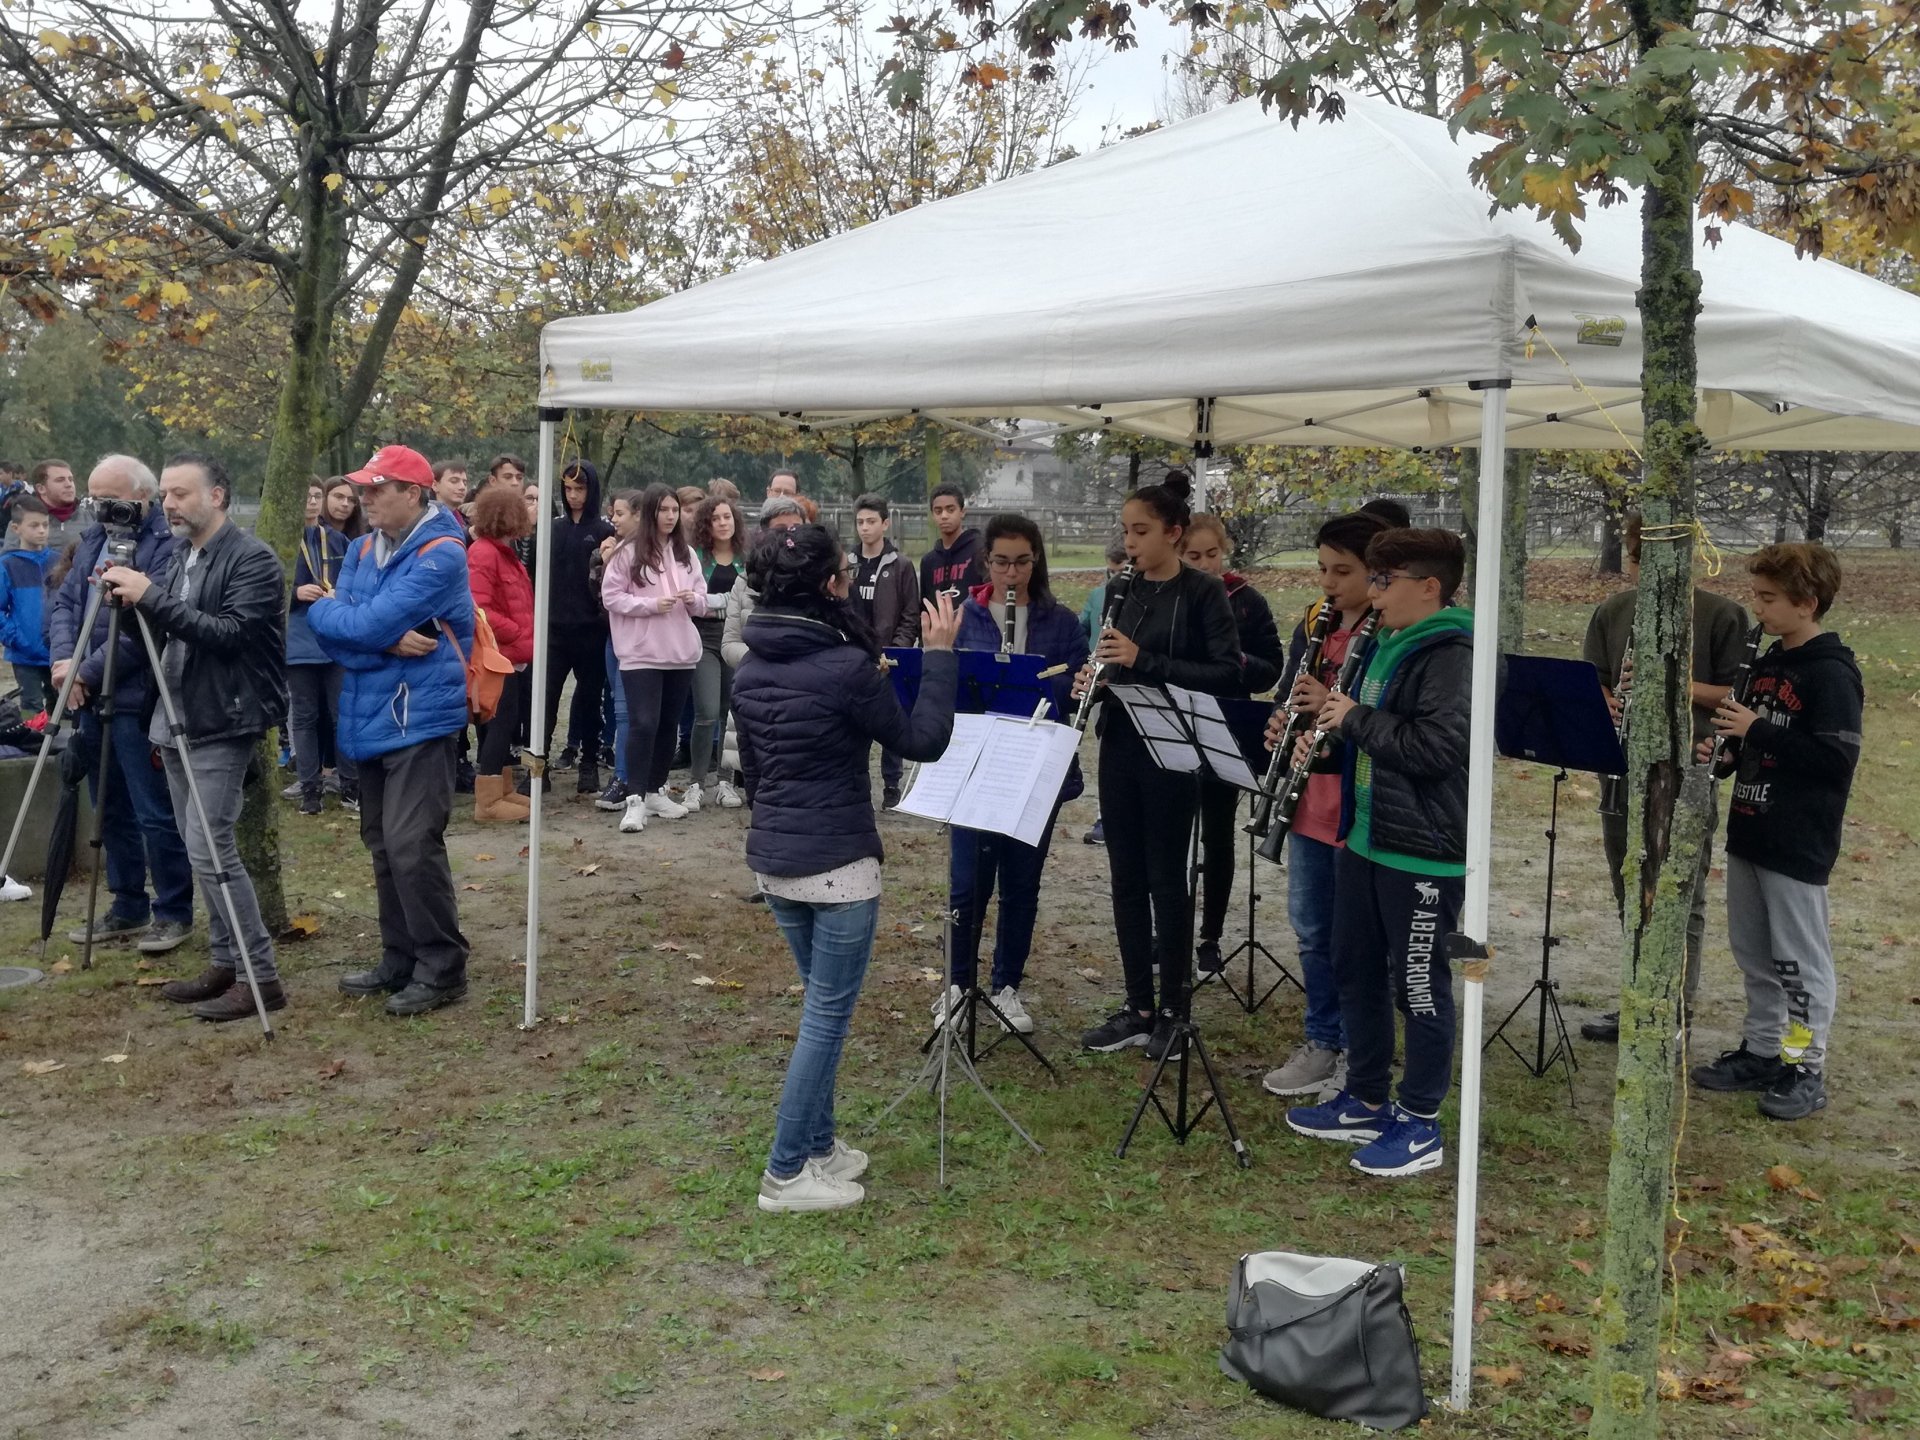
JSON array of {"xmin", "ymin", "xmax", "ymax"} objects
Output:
[{"xmin": 131, "ymin": 520, "xmax": 288, "ymax": 744}]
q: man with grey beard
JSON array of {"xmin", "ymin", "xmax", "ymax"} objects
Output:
[{"xmin": 102, "ymin": 452, "xmax": 289, "ymax": 1023}]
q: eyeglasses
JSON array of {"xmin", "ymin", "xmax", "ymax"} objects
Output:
[
  {"xmin": 839, "ymin": 562, "xmax": 859, "ymax": 578},
  {"xmin": 987, "ymin": 555, "xmax": 1035, "ymax": 571},
  {"xmin": 1368, "ymin": 569, "xmax": 1417, "ymax": 589}
]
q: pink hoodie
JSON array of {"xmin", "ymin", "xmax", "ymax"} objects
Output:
[{"xmin": 602, "ymin": 542, "xmax": 709, "ymax": 669}]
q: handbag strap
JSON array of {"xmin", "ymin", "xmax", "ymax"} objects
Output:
[{"xmin": 1227, "ymin": 1265, "xmax": 1383, "ymax": 1339}]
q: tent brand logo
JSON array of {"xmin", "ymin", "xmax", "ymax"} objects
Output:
[
  {"xmin": 578, "ymin": 357, "xmax": 613, "ymax": 383},
  {"xmin": 1574, "ymin": 313, "xmax": 1626, "ymax": 347}
]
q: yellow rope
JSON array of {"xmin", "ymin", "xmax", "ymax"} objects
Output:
[
  {"xmin": 1526, "ymin": 321, "xmax": 1643, "ymax": 460},
  {"xmin": 1638, "ymin": 520, "xmax": 1724, "ymax": 577}
]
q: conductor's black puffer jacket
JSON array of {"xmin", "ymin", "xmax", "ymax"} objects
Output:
[{"xmin": 732, "ymin": 609, "xmax": 956, "ymax": 878}]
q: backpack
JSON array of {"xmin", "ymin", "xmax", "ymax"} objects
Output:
[{"xmin": 362, "ymin": 533, "xmax": 514, "ymax": 722}]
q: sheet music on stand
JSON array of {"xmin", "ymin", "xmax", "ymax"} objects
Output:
[
  {"xmin": 896, "ymin": 712, "xmax": 1080, "ymax": 847},
  {"xmin": 1107, "ymin": 684, "xmax": 1261, "ymax": 791}
]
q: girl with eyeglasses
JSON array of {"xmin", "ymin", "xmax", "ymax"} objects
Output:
[{"xmin": 930, "ymin": 513, "xmax": 1089, "ymax": 1038}]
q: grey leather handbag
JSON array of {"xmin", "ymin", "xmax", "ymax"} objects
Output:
[{"xmin": 1219, "ymin": 1251, "xmax": 1429, "ymax": 1431}]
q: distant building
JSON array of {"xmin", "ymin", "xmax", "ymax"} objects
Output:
[{"xmin": 975, "ymin": 435, "xmax": 1072, "ymax": 508}]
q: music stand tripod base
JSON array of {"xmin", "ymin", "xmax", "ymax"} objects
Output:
[{"xmin": 1202, "ymin": 819, "xmax": 1302, "ymax": 1014}]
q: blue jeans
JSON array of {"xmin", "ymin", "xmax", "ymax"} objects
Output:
[
  {"xmin": 1287, "ymin": 833, "xmax": 1345, "ymax": 1050},
  {"xmin": 764, "ymin": 894, "xmax": 881, "ymax": 1179},
  {"xmin": 77, "ymin": 708, "xmax": 194, "ymax": 925},
  {"xmin": 604, "ymin": 639, "xmax": 628, "ymax": 784},
  {"xmin": 949, "ymin": 809, "xmax": 1060, "ymax": 991}
]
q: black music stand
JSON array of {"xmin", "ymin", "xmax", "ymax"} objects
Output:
[
  {"xmin": 1107, "ymin": 684, "xmax": 1254, "ymax": 1169},
  {"xmin": 1487, "ymin": 655, "xmax": 1624, "ymax": 1103},
  {"xmin": 1196, "ymin": 697, "xmax": 1303, "ymax": 1013}
]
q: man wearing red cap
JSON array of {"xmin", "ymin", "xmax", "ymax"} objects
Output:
[{"xmin": 308, "ymin": 445, "xmax": 476, "ymax": 1015}]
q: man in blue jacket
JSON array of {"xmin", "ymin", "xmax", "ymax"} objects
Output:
[
  {"xmin": 308, "ymin": 445, "xmax": 475, "ymax": 1016},
  {"xmin": 47, "ymin": 455, "xmax": 195, "ymax": 954}
]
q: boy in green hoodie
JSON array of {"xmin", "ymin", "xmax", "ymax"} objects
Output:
[{"xmin": 1285, "ymin": 528, "xmax": 1473, "ymax": 1178}]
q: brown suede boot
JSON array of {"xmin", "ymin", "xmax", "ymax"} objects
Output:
[
  {"xmin": 493, "ymin": 771, "xmax": 531, "ymax": 818},
  {"xmin": 190, "ymin": 979, "xmax": 288, "ymax": 1023},
  {"xmin": 159, "ymin": 965, "xmax": 235, "ymax": 1004},
  {"xmin": 473, "ymin": 773, "xmax": 526, "ymax": 822}
]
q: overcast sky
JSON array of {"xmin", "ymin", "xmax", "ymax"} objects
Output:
[{"xmin": 1056, "ymin": 9, "xmax": 1191, "ymax": 151}]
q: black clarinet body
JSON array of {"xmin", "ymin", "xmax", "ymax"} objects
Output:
[
  {"xmin": 1255, "ymin": 611, "xmax": 1381, "ymax": 863},
  {"xmin": 1246, "ymin": 602, "xmax": 1336, "ymax": 839}
]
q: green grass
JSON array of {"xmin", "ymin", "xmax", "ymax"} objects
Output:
[{"xmin": 4, "ymin": 553, "xmax": 1919, "ymax": 1436}]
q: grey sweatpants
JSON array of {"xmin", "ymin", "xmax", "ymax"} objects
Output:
[
  {"xmin": 161, "ymin": 738, "xmax": 279, "ymax": 985},
  {"xmin": 1725, "ymin": 855, "xmax": 1835, "ymax": 1070}
]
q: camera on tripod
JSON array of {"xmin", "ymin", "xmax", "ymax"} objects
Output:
[{"xmin": 95, "ymin": 498, "xmax": 144, "ymax": 571}]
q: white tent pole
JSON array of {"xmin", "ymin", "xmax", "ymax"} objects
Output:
[
  {"xmin": 1449, "ymin": 381, "xmax": 1508, "ymax": 1411},
  {"xmin": 522, "ymin": 410, "xmax": 562, "ymax": 1029}
]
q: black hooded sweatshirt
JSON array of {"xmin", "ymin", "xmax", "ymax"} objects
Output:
[
  {"xmin": 919, "ymin": 526, "xmax": 985, "ymax": 606},
  {"xmin": 1725, "ymin": 630, "xmax": 1863, "ymax": 886},
  {"xmin": 549, "ymin": 459, "xmax": 614, "ymax": 629}
]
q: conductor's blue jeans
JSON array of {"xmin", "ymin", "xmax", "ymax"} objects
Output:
[{"xmin": 764, "ymin": 894, "xmax": 881, "ymax": 1179}]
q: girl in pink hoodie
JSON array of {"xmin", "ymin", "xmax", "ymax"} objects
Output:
[{"xmin": 602, "ymin": 483, "xmax": 709, "ymax": 832}]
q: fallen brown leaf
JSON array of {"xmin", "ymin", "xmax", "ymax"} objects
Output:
[
  {"xmin": 654, "ymin": 941, "xmax": 683, "ymax": 953},
  {"xmin": 1850, "ymin": 1386, "xmax": 1897, "ymax": 1424},
  {"xmin": 518, "ymin": 845, "xmax": 530, "ymax": 858},
  {"xmin": 461, "ymin": 883, "xmax": 487, "ymax": 892},
  {"xmin": 1569, "ymin": 1258, "xmax": 1594, "ymax": 1277},
  {"xmin": 285, "ymin": 913, "xmax": 322, "ymax": 938},
  {"xmin": 134, "ymin": 976, "xmax": 169, "ymax": 986},
  {"xmin": 100, "ymin": 1053, "xmax": 129, "ymax": 1065},
  {"xmin": 318, "ymin": 1058, "xmax": 347, "ymax": 1080},
  {"xmin": 49, "ymin": 958, "xmax": 72, "ymax": 974},
  {"xmin": 747, "ymin": 1368, "xmax": 786, "ymax": 1382},
  {"xmin": 1534, "ymin": 1326, "xmax": 1591, "ymax": 1357},
  {"xmin": 576, "ymin": 863, "xmax": 601, "ymax": 876},
  {"xmin": 1765, "ymin": 1163, "xmax": 1804, "ymax": 1191},
  {"xmin": 1729, "ymin": 1301, "xmax": 1789, "ymax": 1328},
  {"xmin": 473, "ymin": 853, "xmax": 496, "ymax": 862},
  {"xmin": 1473, "ymin": 1364, "xmax": 1522, "ymax": 1388},
  {"xmin": 21, "ymin": 1059, "xmax": 64, "ymax": 1075}
]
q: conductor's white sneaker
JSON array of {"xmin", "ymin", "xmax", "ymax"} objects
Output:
[
  {"xmin": 644, "ymin": 791, "xmax": 689, "ymax": 819},
  {"xmin": 757, "ymin": 1158, "xmax": 864, "ymax": 1213},
  {"xmin": 619, "ymin": 795, "xmax": 647, "ymax": 833},
  {"xmin": 814, "ymin": 1136, "xmax": 869, "ymax": 1182},
  {"xmin": 992, "ymin": 986, "xmax": 1035, "ymax": 1034}
]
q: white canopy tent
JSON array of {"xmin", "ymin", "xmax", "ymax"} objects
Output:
[{"xmin": 526, "ymin": 90, "xmax": 1920, "ymax": 1410}]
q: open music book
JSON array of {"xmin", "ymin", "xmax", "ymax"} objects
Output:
[{"xmin": 896, "ymin": 712, "xmax": 1081, "ymax": 846}]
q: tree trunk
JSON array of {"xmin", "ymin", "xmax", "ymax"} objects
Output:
[
  {"xmin": 1599, "ymin": 500, "xmax": 1625, "ymax": 575},
  {"xmin": 924, "ymin": 426, "xmax": 943, "ymax": 498},
  {"xmin": 1502, "ymin": 450, "xmax": 1531, "ymax": 651},
  {"xmin": 1889, "ymin": 514, "xmax": 1904, "ymax": 549},
  {"xmin": 241, "ymin": 172, "xmax": 349, "ymax": 938},
  {"xmin": 1806, "ymin": 453, "xmax": 1834, "ymax": 541},
  {"xmin": 1772, "ymin": 478, "xmax": 1791, "ymax": 544},
  {"xmin": 1589, "ymin": 6, "xmax": 1710, "ymax": 1433}
]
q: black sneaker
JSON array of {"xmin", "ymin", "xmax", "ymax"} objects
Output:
[
  {"xmin": 1581, "ymin": 1011, "xmax": 1621, "ymax": 1043},
  {"xmin": 339, "ymin": 784, "xmax": 361, "ymax": 815},
  {"xmin": 386, "ymin": 980, "xmax": 468, "ymax": 1016},
  {"xmin": 1145, "ymin": 1014, "xmax": 1186, "ymax": 1061},
  {"xmin": 577, "ymin": 762, "xmax": 601, "ymax": 795},
  {"xmin": 299, "ymin": 786, "xmax": 323, "ymax": 816},
  {"xmin": 595, "ymin": 780, "xmax": 630, "ymax": 812},
  {"xmin": 1758, "ymin": 1065, "xmax": 1827, "ymax": 1121},
  {"xmin": 455, "ymin": 762, "xmax": 476, "ymax": 795},
  {"xmin": 555, "ymin": 747, "xmax": 578, "ymax": 772},
  {"xmin": 881, "ymin": 784, "xmax": 902, "ymax": 810},
  {"xmin": 1195, "ymin": 939, "xmax": 1224, "ymax": 975},
  {"xmin": 1691, "ymin": 1043, "xmax": 1783, "ymax": 1093},
  {"xmin": 1081, "ymin": 1008, "xmax": 1153, "ymax": 1052}
]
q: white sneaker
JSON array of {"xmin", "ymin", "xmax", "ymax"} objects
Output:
[
  {"xmin": 757, "ymin": 1157, "xmax": 864, "ymax": 1213},
  {"xmin": 0, "ymin": 875, "xmax": 30, "ymax": 902},
  {"xmin": 814, "ymin": 1136, "xmax": 868, "ymax": 1182},
  {"xmin": 619, "ymin": 795, "xmax": 647, "ymax": 833},
  {"xmin": 680, "ymin": 783, "xmax": 703, "ymax": 813},
  {"xmin": 714, "ymin": 781, "xmax": 744, "ymax": 809},
  {"xmin": 644, "ymin": 790, "xmax": 689, "ymax": 820},
  {"xmin": 991, "ymin": 986, "xmax": 1034, "ymax": 1034},
  {"xmin": 930, "ymin": 984, "xmax": 963, "ymax": 1031}
]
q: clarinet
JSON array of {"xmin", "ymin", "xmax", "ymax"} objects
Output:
[
  {"xmin": 1246, "ymin": 602, "xmax": 1336, "ymax": 839},
  {"xmin": 1708, "ymin": 623, "xmax": 1766, "ymax": 778},
  {"xmin": 1070, "ymin": 564, "xmax": 1134, "ymax": 733},
  {"xmin": 1596, "ymin": 642, "xmax": 1634, "ymax": 819},
  {"xmin": 1001, "ymin": 583, "xmax": 1018, "ymax": 654},
  {"xmin": 1254, "ymin": 610, "xmax": 1381, "ymax": 863}
]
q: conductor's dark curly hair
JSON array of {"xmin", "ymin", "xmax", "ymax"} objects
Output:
[{"xmin": 750, "ymin": 523, "xmax": 879, "ymax": 658}]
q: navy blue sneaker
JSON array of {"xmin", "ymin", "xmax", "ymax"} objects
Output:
[
  {"xmin": 1083, "ymin": 818, "xmax": 1105, "ymax": 846},
  {"xmin": 1285, "ymin": 1089, "xmax": 1387, "ymax": 1145},
  {"xmin": 1350, "ymin": 1105, "xmax": 1445, "ymax": 1177}
]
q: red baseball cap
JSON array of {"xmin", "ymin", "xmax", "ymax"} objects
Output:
[{"xmin": 344, "ymin": 444, "xmax": 435, "ymax": 488}]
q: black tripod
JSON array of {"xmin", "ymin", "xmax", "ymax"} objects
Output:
[
  {"xmin": 1199, "ymin": 800, "xmax": 1302, "ymax": 1014},
  {"xmin": 1109, "ymin": 685, "xmax": 1252, "ymax": 1169},
  {"xmin": 1482, "ymin": 769, "xmax": 1576, "ymax": 1104},
  {"xmin": 924, "ymin": 824, "xmax": 1058, "ymax": 1076}
]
